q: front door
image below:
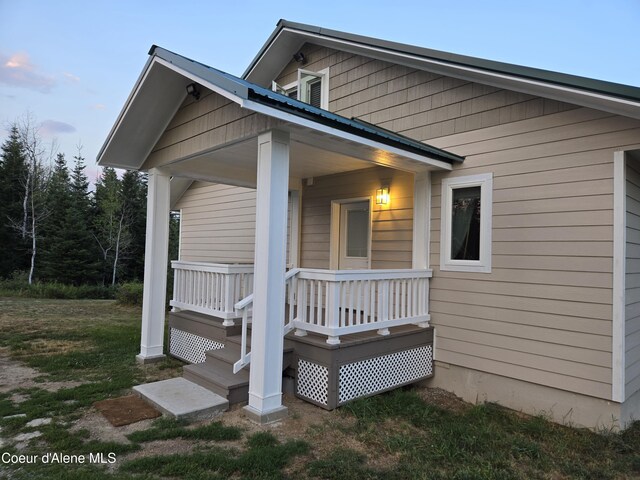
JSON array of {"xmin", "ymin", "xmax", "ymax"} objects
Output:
[{"xmin": 338, "ymin": 201, "xmax": 370, "ymax": 270}]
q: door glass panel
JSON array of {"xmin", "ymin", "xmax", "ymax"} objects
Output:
[
  {"xmin": 346, "ymin": 209, "xmax": 369, "ymax": 257},
  {"xmin": 451, "ymin": 186, "xmax": 481, "ymax": 260}
]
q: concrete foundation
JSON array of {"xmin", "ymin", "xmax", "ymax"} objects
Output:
[{"xmin": 425, "ymin": 361, "xmax": 624, "ymax": 430}]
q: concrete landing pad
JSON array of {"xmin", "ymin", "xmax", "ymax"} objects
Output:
[{"xmin": 133, "ymin": 377, "xmax": 228, "ymax": 421}]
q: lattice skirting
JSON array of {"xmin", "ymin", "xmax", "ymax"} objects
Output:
[
  {"xmin": 297, "ymin": 359, "xmax": 329, "ymax": 406},
  {"xmin": 338, "ymin": 345, "xmax": 433, "ymax": 404},
  {"xmin": 169, "ymin": 328, "xmax": 224, "ymax": 364}
]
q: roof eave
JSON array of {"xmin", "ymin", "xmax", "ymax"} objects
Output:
[{"xmin": 244, "ymin": 19, "xmax": 640, "ymax": 117}]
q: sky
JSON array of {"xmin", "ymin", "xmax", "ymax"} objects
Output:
[{"xmin": 1, "ymin": 0, "xmax": 639, "ymax": 184}]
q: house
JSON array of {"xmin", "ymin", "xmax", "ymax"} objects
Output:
[{"xmin": 98, "ymin": 20, "xmax": 640, "ymax": 428}]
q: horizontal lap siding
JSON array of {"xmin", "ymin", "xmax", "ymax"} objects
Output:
[
  {"xmin": 271, "ymin": 44, "xmax": 640, "ymax": 400},
  {"xmin": 275, "ymin": 44, "xmax": 578, "ymax": 142},
  {"xmin": 626, "ymin": 160, "xmax": 640, "ymax": 396},
  {"xmin": 430, "ymin": 112, "xmax": 640, "ymax": 401},
  {"xmin": 176, "ymin": 182, "xmax": 257, "ymax": 263},
  {"xmin": 176, "ymin": 182, "xmax": 294, "ymax": 265},
  {"xmin": 300, "ymin": 167, "xmax": 413, "ymax": 269}
]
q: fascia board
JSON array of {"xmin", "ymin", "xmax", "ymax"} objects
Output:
[{"xmin": 241, "ymin": 98, "xmax": 453, "ymax": 171}]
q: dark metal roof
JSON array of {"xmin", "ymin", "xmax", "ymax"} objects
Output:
[
  {"xmin": 244, "ymin": 19, "xmax": 640, "ymax": 103},
  {"xmin": 150, "ymin": 45, "xmax": 464, "ymax": 165}
]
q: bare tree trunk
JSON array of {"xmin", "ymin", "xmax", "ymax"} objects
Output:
[
  {"xmin": 112, "ymin": 211, "xmax": 126, "ymax": 286},
  {"xmin": 28, "ymin": 186, "xmax": 36, "ymax": 285},
  {"xmin": 21, "ymin": 170, "xmax": 30, "ymax": 239}
]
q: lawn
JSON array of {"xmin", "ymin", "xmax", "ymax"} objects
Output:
[{"xmin": 0, "ymin": 297, "xmax": 639, "ymax": 479}]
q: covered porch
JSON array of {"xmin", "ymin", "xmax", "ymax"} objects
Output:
[{"xmin": 97, "ymin": 46, "xmax": 462, "ymax": 422}]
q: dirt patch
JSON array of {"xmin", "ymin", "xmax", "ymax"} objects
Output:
[
  {"xmin": 70, "ymin": 409, "xmax": 157, "ymax": 444},
  {"xmin": 94, "ymin": 395, "xmax": 162, "ymax": 427},
  {"xmin": 26, "ymin": 338, "xmax": 92, "ymax": 356},
  {"xmin": 0, "ymin": 349, "xmax": 85, "ymax": 394},
  {"xmin": 417, "ymin": 385, "xmax": 470, "ymax": 413}
]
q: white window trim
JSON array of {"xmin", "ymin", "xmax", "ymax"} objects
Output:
[
  {"xmin": 440, "ymin": 173, "xmax": 493, "ymax": 273},
  {"xmin": 272, "ymin": 67, "xmax": 329, "ymax": 110}
]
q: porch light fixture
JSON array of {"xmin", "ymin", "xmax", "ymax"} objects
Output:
[
  {"xmin": 186, "ymin": 82, "xmax": 200, "ymax": 100},
  {"xmin": 376, "ymin": 186, "xmax": 390, "ymax": 205}
]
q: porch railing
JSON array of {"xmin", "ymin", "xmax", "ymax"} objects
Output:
[
  {"xmin": 288, "ymin": 268, "xmax": 432, "ymax": 345},
  {"xmin": 170, "ymin": 261, "xmax": 254, "ymax": 325}
]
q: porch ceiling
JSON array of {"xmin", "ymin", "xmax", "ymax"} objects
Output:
[{"xmin": 159, "ymin": 124, "xmax": 432, "ymax": 188}]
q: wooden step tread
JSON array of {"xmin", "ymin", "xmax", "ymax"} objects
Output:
[
  {"xmin": 184, "ymin": 363, "xmax": 249, "ymax": 388},
  {"xmin": 206, "ymin": 345, "xmax": 243, "ymax": 365}
]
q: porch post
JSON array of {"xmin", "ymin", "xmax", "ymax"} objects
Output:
[
  {"xmin": 412, "ymin": 171, "xmax": 431, "ymax": 269},
  {"xmin": 137, "ymin": 168, "xmax": 171, "ymax": 364},
  {"xmin": 244, "ymin": 130, "xmax": 290, "ymax": 423}
]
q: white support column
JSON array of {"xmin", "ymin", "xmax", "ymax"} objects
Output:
[
  {"xmin": 413, "ymin": 170, "xmax": 431, "ymax": 269},
  {"xmin": 244, "ymin": 130, "xmax": 290, "ymax": 423},
  {"xmin": 137, "ymin": 168, "xmax": 171, "ymax": 364}
]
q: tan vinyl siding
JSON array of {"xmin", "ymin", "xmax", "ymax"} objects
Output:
[
  {"xmin": 176, "ymin": 182, "xmax": 257, "ymax": 263},
  {"xmin": 626, "ymin": 159, "xmax": 640, "ymax": 396},
  {"xmin": 429, "ymin": 110, "xmax": 640, "ymax": 401},
  {"xmin": 300, "ymin": 167, "xmax": 413, "ymax": 269},
  {"xmin": 176, "ymin": 182, "xmax": 294, "ymax": 265},
  {"xmin": 277, "ymin": 46, "xmax": 640, "ymax": 400},
  {"xmin": 274, "ymin": 44, "xmax": 577, "ymax": 141}
]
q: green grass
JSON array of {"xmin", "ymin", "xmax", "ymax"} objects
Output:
[
  {"xmin": 121, "ymin": 431, "xmax": 309, "ymax": 479},
  {"xmin": 127, "ymin": 417, "xmax": 243, "ymax": 442},
  {"xmin": 0, "ymin": 280, "xmax": 116, "ymax": 299},
  {"xmin": 1, "ymin": 297, "xmax": 640, "ymax": 480},
  {"xmin": 339, "ymin": 389, "xmax": 640, "ymax": 480}
]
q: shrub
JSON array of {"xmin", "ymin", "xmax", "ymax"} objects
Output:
[
  {"xmin": 116, "ymin": 282, "xmax": 144, "ymax": 306},
  {"xmin": 0, "ymin": 275, "xmax": 116, "ymax": 300}
]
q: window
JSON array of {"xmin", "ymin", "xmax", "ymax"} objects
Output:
[
  {"xmin": 440, "ymin": 173, "xmax": 492, "ymax": 273},
  {"xmin": 272, "ymin": 67, "xmax": 329, "ymax": 109}
]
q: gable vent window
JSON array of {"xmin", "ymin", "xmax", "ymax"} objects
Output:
[{"xmin": 273, "ymin": 67, "xmax": 329, "ymax": 110}]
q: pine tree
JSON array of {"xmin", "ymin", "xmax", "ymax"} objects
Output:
[
  {"xmin": 119, "ymin": 170, "xmax": 147, "ymax": 281},
  {"xmin": 0, "ymin": 126, "xmax": 29, "ymax": 277},
  {"xmin": 58, "ymin": 153, "xmax": 100, "ymax": 284},
  {"xmin": 39, "ymin": 153, "xmax": 71, "ymax": 281}
]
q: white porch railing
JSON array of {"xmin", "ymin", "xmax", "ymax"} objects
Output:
[
  {"xmin": 170, "ymin": 261, "xmax": 254, "ymax": 325},
  {"xmin": 232, "ymin": 268, "xmax": 299, "ymax": 374},
  {"xmin": 288, "ymin": 268, "xmax": 432, "ymax": 345}
]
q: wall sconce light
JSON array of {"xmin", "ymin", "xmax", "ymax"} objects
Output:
[
  {"xmin": 293, "ymin": 52, "xmax": 306, "ymax": 64},
  {"xmin": 186, "ymin": 82, "xmax": 200, "ymax": 100},
  {"xmin": 376, "ymin": 186, "xmax": 390, "ymax": 205}
]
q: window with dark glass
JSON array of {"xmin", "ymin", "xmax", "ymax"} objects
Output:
[{"xmin": 451, "ymin": 186, "xmax": 481, "ymax": 261}]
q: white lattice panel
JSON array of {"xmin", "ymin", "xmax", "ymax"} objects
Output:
[
  {"xmin": 338, "ymin": 345, "xmax": 433, "ymax": 404},
  {"xmin": 169, "ymin": 328, "xmax": 224, "ymax": 364},
  {"xmin": 297, "ymin": 359, "xmax": 329, "ymax": 406}
]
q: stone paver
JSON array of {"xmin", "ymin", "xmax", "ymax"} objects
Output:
[{"xmin": 133, "ymin": 377, "xmax": 228, "ymax": 421}]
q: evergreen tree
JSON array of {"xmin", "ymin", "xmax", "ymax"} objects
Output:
[
  {"xmin": 119, "ymin": 170, "xmax": 147, "ymax": 281},
  {"xmin": 0, "ymin": 126, "xmax": 29, "ymax": 277},
  {"xmin": 39, "ymin": 153, "xmax": 71, "ymax": 281},
  {"xmin": 57, "ymin": 153, "xmax": 100, "ymax": 284}
]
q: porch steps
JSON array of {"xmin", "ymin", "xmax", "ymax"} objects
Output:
[{"xmin": 182, "ymin": 333, "xmax": 294, "ymax": 406}]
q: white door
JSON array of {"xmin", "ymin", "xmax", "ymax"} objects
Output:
[{"xmin": 338, "ymin": 201, "xmax": 370, "ymax": 270}]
